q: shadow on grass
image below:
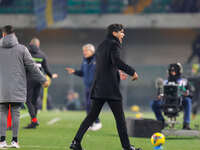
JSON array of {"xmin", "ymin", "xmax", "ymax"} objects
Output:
[
  {"xmin": 109, "ymin": 136, "xmax": 200, "ymax": 141},
  {"xmin": 101, "ymin": 133, "xmax": 200, "ymax": 140},
  {"xmin": 166, "ymin": 137, "xmax": 200, "ymax": 140}
]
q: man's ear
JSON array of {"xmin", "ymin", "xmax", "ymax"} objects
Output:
[{"xmin": 112, "ymin": 31, "xmax": 117, "ymax": 37}]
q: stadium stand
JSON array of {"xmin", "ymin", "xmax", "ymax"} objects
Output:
[
  {"xmin": 0, "ymin": 0, "xmax": 123, "ymax": 14},
  {"xmin": 0, "ymin": 0, "xmax": 199, "ymax": 14},
  {"xmin": 143, "ymin": 0, "xmax": 171, "ymax": 13},
  {"xmin": 0, "ymin": 0, "xmax": 33, "ymax": 14}
]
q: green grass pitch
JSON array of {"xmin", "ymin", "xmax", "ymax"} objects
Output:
[{"xmin": 4, "ymin": 110, "xmax": 200, "ymax": 150}]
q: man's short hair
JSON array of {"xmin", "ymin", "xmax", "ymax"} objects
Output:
[
  {"xmin": 2, "ymin": 25, "xmax": 14, "ymax": 34},
  {"xmin": 107, "ymin": 24, "xmax": 124, "ymax": 35},
  {"xmin": 30, "ymin": 37, "xmax": 40, "ymax": 46},
  {"xmin": 82, "ymin": 43, "xmax": 95, "ymax": 53}
]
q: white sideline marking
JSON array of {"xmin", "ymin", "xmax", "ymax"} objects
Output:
[
  {"xmin": 47, "ymin": 117, "xmax": 61, "ymax": 125},
  {"xmin": 20, "ymin": 113, "xmax": 29, "ymax": 119}
]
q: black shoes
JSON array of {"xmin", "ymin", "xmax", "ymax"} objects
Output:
[
  {"xmin": 69, "ymin": 141, "xmax": 141, "ymax": 150},
  {"xmin": 69, "ymin": 140, "xmax": 83, "ymax": 150},
  {"xmin": 123, "ymin": 145, "xmax": 142, "ymax": 150},
  {"xmin": 24, "ymin": 122, "xmax": 38, "ymax": 129},
  {"xmin": 182, "ymin": 123, "xmax": 191, "ymax": 130}
]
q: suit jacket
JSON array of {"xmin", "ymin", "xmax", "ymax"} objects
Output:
[{"xmin": 91, "ymin": 34, "xmax": 135, "ymax": 101}]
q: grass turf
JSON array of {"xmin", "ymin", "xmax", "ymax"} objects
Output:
[{"xmin": 4, "ymin": 110, "xmax": 200, "ymax": 150}]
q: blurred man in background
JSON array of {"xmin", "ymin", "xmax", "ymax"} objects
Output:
[
  {"xmin": 65, "ymin": 90, "xmax": 81, "ymax": 111},
  {"xmin": 187, "ymin": 34, "xmax": 200, "ymax": 64},
  {"xmin": 69, "ymin": 24, "xmax": 141, "ymax": 150},
  {"xmin": 0, "ymin": 25, "xmax": 48, "ymax": 148},
  {"xmin": 66, "ymin": 44, "xmax": 102, "ymax": 131},
  {"xmin": 24, "ymin": 37, "xmax": 58, "ymax": 129},
  {"xmin": 188, "ymin": 64, "xmax": 200, "ymax": 119},
  {"xmin": 186, "ymin": 34, "xmax": 200, "ymax": 119}
]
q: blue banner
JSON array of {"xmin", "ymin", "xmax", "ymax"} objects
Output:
[{"xmin": 33, "ymin": 0, "xmax": 67, "ymax": 31}]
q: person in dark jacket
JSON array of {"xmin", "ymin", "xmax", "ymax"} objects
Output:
[
  {"xmin": 151, "ymin": 63, "xmax": 192, "ymax": 130},
  {"xmin": 69, "ymin": 24, "xmax": 141, "ymax": 150},
  {"xmin": 0, "ymin": 25, "xmax": 49, "ymax": 148},
  {"xmin": 24, "ymin": 38, "xmax": 58, "ymax": 129},
  {"xmin": 66, "ymin": 43, "xmax": 102, "ymax": 131},
  {"xmin": 187, "ymin": 34, "xmax": 200, "ymax": 64},
  {"xmin": 187, "ymin": 64, "xmax": 200, "ymax": 120}
]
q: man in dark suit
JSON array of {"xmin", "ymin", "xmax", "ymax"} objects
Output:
[{"xmin": 69, "ymin": 24, "xmax": 141, "ymax": 150}]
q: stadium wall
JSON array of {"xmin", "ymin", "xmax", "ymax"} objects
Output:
[
  {"xmin": 1, "ymin": 14, "xmax": 200, "ymax": 28},
  {"xmin": 14, "ymin": 28, "xmax": 199, "ymax": 65}
]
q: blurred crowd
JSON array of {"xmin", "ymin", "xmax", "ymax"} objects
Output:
[
  {"xmin": 170, "ymin": 0, "xmax": 200, "ymax": 13},
  {"xmin": 1, "ymin": 0, "xmax": 200, "ymax": 14}
]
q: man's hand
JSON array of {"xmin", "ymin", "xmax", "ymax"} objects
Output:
[
  {"xmin": 119, "ymin": 70, "xmax": 128, "ymax": 80},
  {"xmin": 52, "ymin": 73, "xmax": 58, "ymax": 79},
  {"xmin": 42, "ymin": 81, "xmax": 49, "ymax": 88},
  {"xmin": 183, "ymin": 90, "xmax": 189, "ymax": 97},
  {"xmin": 132, "ymin": 72, "xmax": 138, "ymax": 81},
  {"xmin": 65, "ymin": 67, "xmax": 75, "ymax": 74}
]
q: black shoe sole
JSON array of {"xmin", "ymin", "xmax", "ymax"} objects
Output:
[
  {"xmin": 69, "ymin": 146, "xmax": 84, "ymax": 150},
  {"xmin": 69, "ymin": 148, "xmax": 84, "ymax": 150},
  {"xmin": 23, "ymin": 127, "xmax": 36, "ymax": 129}
]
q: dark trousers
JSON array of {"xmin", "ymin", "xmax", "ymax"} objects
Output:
[
  {"xmin": 74, "ymin": 99, "xmax": 131, "ymax": 149},
  {"xmin": 151, "ymin": 100, "xmax": 165, "ymax": 122},
  {"xmin": 192, "ymin": 81, "xmax": 200, "ymax": 115},
  {"xmin": 85, "ymin": 89, "xmax": 100, "ymax": 123},
  {"xmin": 26, "ymin": 81, "xmax": 41, "ymax": 119}
]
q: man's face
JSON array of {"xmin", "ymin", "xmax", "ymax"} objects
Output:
[
  {"xmin": 2, "ymin": 32, "xmax": 6, "ymax": 37},
  {"xmin": 170, "ymin": 70, "xmax": 176, "ymax": 76},
  {"xmin": 36, "ymin": 40, "xmax": 40, "ymax": 48},
  {"xmin": 82, "ymin": 47, "xmax": 93, "ymax": 58},
  {"xmin": 113, "ymin": 29, "xmax": 125, "ymax": 42},
  {"xmin": 67, "ymin": 93, "xmax": 73, "ymax": 101}
]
